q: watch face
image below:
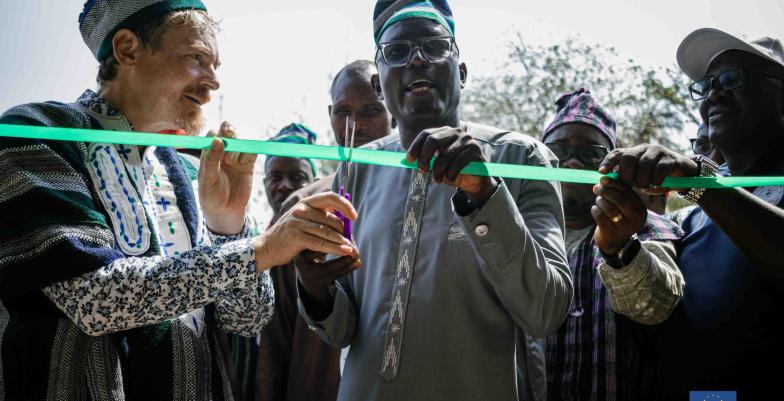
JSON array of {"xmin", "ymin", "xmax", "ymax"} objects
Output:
[{"xmin": 753, "ymin": 185, "xmax": 784, "ymax": 206}]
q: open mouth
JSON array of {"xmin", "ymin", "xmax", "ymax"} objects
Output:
[{"xmin": 406, "ymin": 79, "xmax": 435, "ymax": 94}]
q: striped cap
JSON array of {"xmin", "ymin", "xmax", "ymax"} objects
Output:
[
  {"xmin": 267, "ymin": 123, "xmax": 319, "ymax": 176},
  {"xmin": 79, "ymin": 0, "xmax": 207, "ymax": 61},
  {"xmin": 373, "ymin": 0, "xmax": 454, "ymax": 44},
  {"xmin": 542, "ymin": 88, "xmax": 617, "ymax": 149}
]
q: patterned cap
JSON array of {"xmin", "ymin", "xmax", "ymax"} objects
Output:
[
  {"xmin": 267, "ymin": 123, "xmax": 318, "ymax": 176},
  {"xmin": 79, "ymin": 0, "xmax": 207, "ymax": 61},
  {"xmin": 542, "ymin": 88, "xmax": 617, "ymax": 149},
  {"xmin": 373, "ymin": 0, "xmax": 454, "ymax": 44}
]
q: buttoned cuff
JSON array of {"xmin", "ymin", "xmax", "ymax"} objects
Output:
[
  {"xmin": 451, "ymin": 181, "xmax": 524, "ymax": 272},
  {"xmin": 597, "ymin": 244, "xmax": 651, "ymax": 284},
  {"xmin": 208, "ymin": 218, "xmax": 254, "ymax": 245}
]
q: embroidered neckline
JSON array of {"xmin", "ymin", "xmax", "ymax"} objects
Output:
[{"xmin": 77, "ymin": 89, "xmax": 135, "ymax": 130}]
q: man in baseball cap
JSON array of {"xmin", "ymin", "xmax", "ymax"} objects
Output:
[{"xmin": 598, "ymin": 28, "xmax": 784, "ymax": 400}]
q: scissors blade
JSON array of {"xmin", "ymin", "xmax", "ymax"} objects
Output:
[{"xmin": 346, "ymin": 121, "xmax": 356, "ymax": 188}]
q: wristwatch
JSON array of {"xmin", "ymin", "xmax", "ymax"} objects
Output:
[
  {"xmin": 679, "ymin": 155, "xmax": 720, "ymax": 203},
  {"xmin": 601, "ymin": 234, "xmax": 641, "ymax": 269}
]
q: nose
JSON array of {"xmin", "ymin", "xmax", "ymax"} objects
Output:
[
  {"xmin": 278, "ymin": 177, "xmax": 295, "ymax": 191},
  {"xmin": 407, "ymin": 47, "xmax": 429, "ymax": 68},
  {"xmin": 560, "ymin": 155, "xmax": 586, "ymax": 170},
  {"xmin": 705, "ymin": 81, "xmax": 729, "ymax": 104},
  {"xmin": 202, "ymin": 65, "xmax": 220, "ymax": 92},
  {"xmin": 351, "ymin": 115, "xmax": 368, "ymax": 132}
]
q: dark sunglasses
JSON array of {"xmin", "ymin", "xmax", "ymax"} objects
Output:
[
  {"xmin": 546, "ymin": 143, "xmax": 610, "ymax": 166},
  {"xmin": 688, "ymin": 66, "xmax": 784, "ymax": 101},
  {"xmin": 376, "ymin": 36, "xmax": 458, "ymax": 67},
  {"xmin": 689, "ymin": 137, "xmax": 714, "ymax": 156}
]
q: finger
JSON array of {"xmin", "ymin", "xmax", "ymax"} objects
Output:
[
  {"xmin": 405, "ymin": 127, "xmax": 450, "ymax": 163},
  {"xmin": 199, "ymin": 138, "xmax": 224, "ymax": 181},
  {"xmin": 330, "ymin": 258, "xmax": 363, "ymax": 278},
  {"xmin": 290, "ymin": 204, "xmax": 346, "ymax": 234},
  {"xmin": 301, "ymin": 220, "xmax": 353, "ymax": 247},
  {"xmin": 595, "ymin": 195, "xmax": 623, "ymax": 224},
  {"xmin": 226, "ymin": 150, "xmax": 241, "ymax": 165},
  {"xmin": 418, "ymin": 131, "xmax": 458, "ymax": 174},
  {"xmin": 296, "ymin": 250, "xmax": 327, "ymax": 264},
  {"xmin": 596, "ymin": 183, "xmax": 645, "ymax": 221},
  {"xmin": 405, "ymin": 130, "xmax": 430, "ymax": 164},
  {"xmin": 200, "ymin": 130, "xmax": 217, "ymax": 163},
  {"xmin": 315, "ymin": 256, "xmax": 361, "ymax": 277},
  {"xmin": 649, "ymin": 153, "xmax": 693, "ymax": 188},
  {"xmin": 301, "ymin": 232, "xmax": 356, "ymax": 256},
  {"xmin": 599, "ymin": 149, "xmax": 623, "ymax": 174},
  {"xmin": 431, "ymin": 135, "xmax": 468, "ymax": 182},
  {"xmin": 617, "ymin": 151, "xmax": 639, "ymax": 187},
  {"xmin": 444, "ymin": 141, "xmax": 481, "ymax": 183},
  {"xmin": 635, "ymin": 147, "xmax": 665, "ymax": 189},
  {"xmin": 591, "ymin": 205, "xmax": 617, "ymax": 233},
  {"xmin": 301, "ymin": 192, "xmax": 357, "ymax": 220},
  {"xmin": 219, "ymin": 121, "xmax": 237, "ymax": 138},
  {"xmin": 280, "ymin": 195, "xmax": 301, "ymax": 215},
  {"xmin": 237, "ymin": 152, "xmax": 258, "ymax": 165}
]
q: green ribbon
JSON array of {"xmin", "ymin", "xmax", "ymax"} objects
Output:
[{"xmin": 1, "ymin": 124, "xmax": 783, "ymax": 189}]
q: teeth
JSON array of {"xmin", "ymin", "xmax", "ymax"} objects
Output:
[
  {"xmin": 407, "ymin": 80, "xmax": 433, "ymax": 91},
  {"xmin": 411, "ymin": 86, "xmax": 430, "ymax": 93}
]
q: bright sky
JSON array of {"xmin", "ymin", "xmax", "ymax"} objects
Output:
[{"xmin": 2, "ymin": 0, "xmax": 782, "ymax": 142}]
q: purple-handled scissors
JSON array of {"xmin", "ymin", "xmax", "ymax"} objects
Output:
[{"xmin": 336, "ymin": 118, "xmax": 356, "ymax": 240}]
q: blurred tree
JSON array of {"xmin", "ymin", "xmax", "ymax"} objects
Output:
[{"xmin": 461, "ymin": 34, "xmax": 700, "ymax": 151}]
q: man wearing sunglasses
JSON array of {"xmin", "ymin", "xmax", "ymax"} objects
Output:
[
  {"xmin": 542, "ymin": 89, "xmax": 684, "ymax": 401},
  {"xmin": 690, "ymin": 123, "xmax": 725, "ymax": 165},
  {"xmin": 294, "ymin": 1, "xmax": 572, "ymax": 400},
  {"xmin": 598, "ymin": 29, "xmax": 784, "ymax": 399}
]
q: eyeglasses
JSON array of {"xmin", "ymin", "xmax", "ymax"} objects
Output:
[
  {"xmin": 376, "ymin": 36, "xmax": 458, "ymax": 67},
  {"xmin": 689, "ymin": 137, "xmax": 714, "ymax": 156},
  {"xmin": 546, "ymin": 143, "xmax": 610, "ymax": 166},
  {"xmin": 688, "ymin": 66, "xmax": 784, "ymax": 101}
]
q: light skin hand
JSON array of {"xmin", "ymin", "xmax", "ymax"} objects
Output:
[
  {"xmin": 253, "ymin": 192, "xmax": 359, "ymax": 273},
  {"xmin": 198, "ymin": 121, "xmax": 258, "ymax": 235}
]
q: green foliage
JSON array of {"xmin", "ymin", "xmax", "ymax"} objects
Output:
[{"xmin": 461, "ymin": 34, "xmax": 700, "ymax": 151}]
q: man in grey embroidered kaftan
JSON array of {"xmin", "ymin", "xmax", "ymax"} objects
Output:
[{"xmin": 294, "ymin": 2, "xmax": 572, "ymax": 400}]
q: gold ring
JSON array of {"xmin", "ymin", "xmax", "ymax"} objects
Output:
[{"xmin": 610, "ymin": 214, "xmax": 624, "ymax": 223}]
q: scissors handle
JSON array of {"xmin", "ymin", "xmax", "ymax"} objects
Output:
[{"xmin": 336, "ymin": 186, "xmax": 353, "ymax": 240}]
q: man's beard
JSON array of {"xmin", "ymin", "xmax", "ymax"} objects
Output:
[{"xmin": 176, "ymin": 108, "xmax": 205, "ymax": 136}]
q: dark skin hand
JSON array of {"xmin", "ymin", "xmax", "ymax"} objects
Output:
[
  {"xmin": 405, "ymin": 125, "xmax": 498, "ymax": 207},
  {"xmin": 592, "ymin": 177, "xmax": 648, "ymax": 255},
  {"xmin": 599, "ymin": 145, "xmax": 784, "ymax": 272},
  {"xmin": 294, "ymin": 252, "xmax": 361, "ymax": 321}
]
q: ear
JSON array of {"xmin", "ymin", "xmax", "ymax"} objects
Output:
[
  {"xmin": 459, "ymin": 62, "xmax": 468, "ymax": 89},
  {"xmin": 111, "ymin": 29, "xmax": 142, "ymax": 66},
  {"xmin": 371, "ymin": 74, "xmax": 383, "ymax": 100}
]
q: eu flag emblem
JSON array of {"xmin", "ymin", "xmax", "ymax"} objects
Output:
[{"xmin": 689, "ymin": 391, "xmax": 737, "ymax": 401}]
